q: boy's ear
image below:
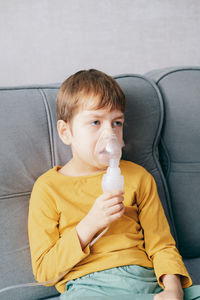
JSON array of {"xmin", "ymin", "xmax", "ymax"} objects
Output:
[{"xmin": 57, "ymin": 120, "xmax": 72, "ymax": 145}]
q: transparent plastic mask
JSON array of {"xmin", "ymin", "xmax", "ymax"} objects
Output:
[{"xmin": 94, "ymin": 129, "xmax": 124, "ymax": 166}]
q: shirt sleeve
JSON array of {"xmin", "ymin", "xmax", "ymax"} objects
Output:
[
  {"xmin": 137, "ymin": 172, "xmax": 192, "ymax": 289},
  {"xmin": 28, "ymin": 180, "xmax": 90, "ymax": 285}
]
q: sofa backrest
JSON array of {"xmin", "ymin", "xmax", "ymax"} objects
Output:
[{"xmin": 147, "ymin": 67, "xmax": 200, "ymax": 283}]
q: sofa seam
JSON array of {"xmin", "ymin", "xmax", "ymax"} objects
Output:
[
  {"xmin": 170, "ymin": 161, "xmax": 200, "ymax": 163},
  {"xmin": 156, "ymin": 67, "xmax": 200, "ymax": 84},
  {"xmin": 39, "ymin": 89, "xmax": 55, "ymax": 167},
  {"xmin": 160, "ymin": 138, "xmax": 171, "ymax": 180},
  {"xmin": 0, "ymin": 191, "xmax": 31, "ymax": 200},
  {"xmin": 170, "ymin": 171, "xmax": 200, "ymax": 173},
  {"xmin": 0, "ymin": 85, "xmax": 60, "ymax": 91}
]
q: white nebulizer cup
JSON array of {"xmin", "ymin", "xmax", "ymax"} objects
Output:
[
  {"xmin": 101, "ymin": 133, "xmax": 124, "ymax": 193},
  {"xmin": 90, "ymin": 130, "xmax": 124, "ymax": 246}
]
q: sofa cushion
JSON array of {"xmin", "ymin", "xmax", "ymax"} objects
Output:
[{"xmin": 146, "ymin": 67, "xmax": 200, "ymax": 284}]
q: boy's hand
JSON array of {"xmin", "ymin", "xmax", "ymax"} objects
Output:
[
  {"xmin": 154, "ymin": 274, "xmax": 183, "ymax": 300},
  {"xmin": 153, "ymin": 289, "xmax": 183, "ymax": 300},
  {"xmin": 86, "ymin": 190, "xmax": 125, "ymax": 232}
]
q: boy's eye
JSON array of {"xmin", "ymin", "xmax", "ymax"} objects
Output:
[
  {"xmin": 92, "ymin": 120, "xmax": 100, "ymax": 126},
  {"xmin": 113, "ymin": 121, "xmax": 123, "ymax": 127}
]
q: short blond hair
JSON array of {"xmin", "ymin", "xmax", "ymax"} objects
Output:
[{"xmin": 56, "ymin": 69, "xmax": 126, "ymax": 123}]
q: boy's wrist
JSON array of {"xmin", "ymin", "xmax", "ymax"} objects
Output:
[
  {"xmin": 161, "ymin": 274, "xmax": 183, "ymax": 294},
  {"xmin": 81, "ymin": 214, "xmax": 100, "ymax": 235},
  {"xmin": 76, "ymin": 215, "xmax": 99, "ymax": 249},
  {"xmin": 84, "ymin": 212, "xmax": 103, "ymax": 232}
]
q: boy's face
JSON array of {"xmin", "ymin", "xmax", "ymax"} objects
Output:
[{"xmin": 58, "ymin": 103, "xmax": 124, "ymax": 173}]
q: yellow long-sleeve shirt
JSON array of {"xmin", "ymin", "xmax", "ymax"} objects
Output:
[{"xmin": 28, "ymin": 160, "xmax": 192, "ymax": 293}]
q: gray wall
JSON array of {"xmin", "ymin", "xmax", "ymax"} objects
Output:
[{"xmin": 0, "ymin": 0, "xmax": 200, "ymax": 86}]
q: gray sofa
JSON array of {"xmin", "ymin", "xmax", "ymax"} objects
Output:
[{"xmin": 0, "ymin": 66, "xmax": 199, "ymax": 300}]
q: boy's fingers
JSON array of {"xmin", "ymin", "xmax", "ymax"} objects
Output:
[
  {"xmin": 106, "ymin": 203, "xmax": 124, "ymax": 215},
  {"xmin": 104, "ymin": 196, "xmax": 124, "ymax": 208},
  {"xmin": 109, "ymin": 206, "xmax": 125, "ymax": 220},
  {"xmin": 103, "ymin": 190, "xmax": 124, "ymax": 200}
]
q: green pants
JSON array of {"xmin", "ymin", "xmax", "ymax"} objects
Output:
[{"xmin": 60, "ymin": 265, "xmax": 200, "ymax": 300}]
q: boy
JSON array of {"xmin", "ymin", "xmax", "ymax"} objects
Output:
[{"xmin": 28, "ymin": 69, "xmax": 193, "ymax": 300}]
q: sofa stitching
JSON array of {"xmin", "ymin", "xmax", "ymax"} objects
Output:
[
  {"xmin": 156, "ymin": 67, "xmax": 200, "ymax": 84},
  {"xmin": 0, "ymin": 85, "xmax": 60, "ymax": 91},
  {"xmin": 159, "ymin": 138, "xmax": 171, "ymax": 180},
  {"xmin": 0, "ymin": 192, "xmax": 31, "ymax": 200},
  {"xmin": 39, "ymin": 89, "xmax": 55, "ymax": 168}
]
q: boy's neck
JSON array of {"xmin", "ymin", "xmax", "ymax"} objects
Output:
[{"xmin": 59, "ymin": 158, "xmax": 107, "ymax": 177}]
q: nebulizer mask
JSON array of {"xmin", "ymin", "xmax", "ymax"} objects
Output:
[
  {"xmin": 0, "ymin": 130, "xmax": 125, "ymax": 295},
  {"xmin": 90, "ymin": 129, "xmax": 124, "ymax": 246},
  {"xmin": 94, "ymin": 128, "xmax": 124, "ymax": 191}
]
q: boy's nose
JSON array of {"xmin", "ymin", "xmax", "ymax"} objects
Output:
[
  {"xmin": 103, "ymin": 125, "xmax": 116, "ymax": 137},
  {"xmin": 102, "ymin": 130, "xmax": 114, "ymax": 141}
]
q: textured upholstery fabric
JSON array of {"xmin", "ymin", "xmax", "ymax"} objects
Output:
[{"xmin": 146, "ymin": 66, "xmax": 200, "ymax": 284}]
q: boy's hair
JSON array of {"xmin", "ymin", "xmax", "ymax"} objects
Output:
[{"xmin": 56, "ymin": 69, "xmax": 126, "ymax": 123}]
